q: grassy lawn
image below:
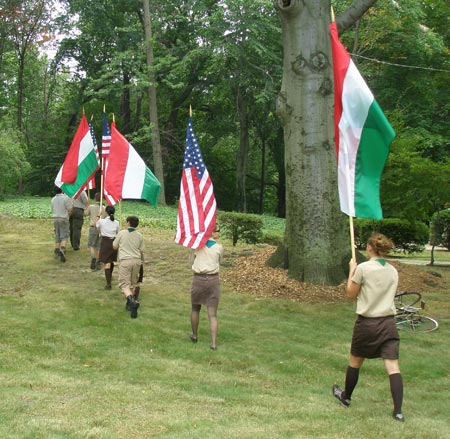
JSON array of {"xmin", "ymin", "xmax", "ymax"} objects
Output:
[{"xmin": 0, "ymin": 198, "xmax": 449, "ymax": 438}]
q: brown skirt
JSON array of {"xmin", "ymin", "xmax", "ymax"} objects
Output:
[
  {"xmin": 191, "ymin": 273, "xmax": 221, "ymax": 308},
  {"xmin": 351, "ymin": 315, "xmax": 400, "ymax": 359},
  {"xmin": 99, "ymin": 237, "xmax": 118, "ymax": 263}
]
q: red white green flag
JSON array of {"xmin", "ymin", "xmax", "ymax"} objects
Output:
[
  {"xmin": 330, "ymin": 22, "xmax": 395, "ymax": 220},
  {"xmin": 103, "ymin": 121, "xmax": 161, "ymax": 206},
  {"xmin": 55, "ymin": 114, "xmax": 100, "ymax": 198}
]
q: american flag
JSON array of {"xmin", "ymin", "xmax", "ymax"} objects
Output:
[
  {"xmin": 174, "ymin": 116, "xmax": 217, "ymax": 249},
  {"xmin": 101, "ymin": 111, "xmax": 115, "ymax": 205},
  {"xmin": 102, "ymin": 111, "xmax": 111, "ymax": 158}
]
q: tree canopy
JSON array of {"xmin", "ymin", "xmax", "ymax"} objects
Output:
[{"xmin": 0, "ymin": 1, "xmax": 448, "ymax": 243}]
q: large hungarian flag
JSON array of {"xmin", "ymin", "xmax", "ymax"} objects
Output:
[
  {"xmin": 174, "ymin": 116, "xmax": 217, "ymax": 249},
  {"xmin": 103, "ymin": 121, "xmax": 161, "ymax": 206},
  {"xmin": 330, "ymin": 22, "xmax": 395, "ymax": 220},
  {"xmin": 55, "ymin": 114, "xmax": 100, "ymax": 198}
]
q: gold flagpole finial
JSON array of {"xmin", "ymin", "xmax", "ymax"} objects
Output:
[
  {"xmin": 90, "ymin": 114, "xmax": 94, "ymax": 121},
  {"xmin": 189, "ymin": 105, "xmax": 192, "ymax": 117},
  {"xmin": 103, "ymin": 104, "xmax": 106, "ymax": 113},
  {"xmin": 331, "ymin": 6, "xmax": 335, "ymax": 23},
  {"xmin": 82, "ymin": 106, "xmax": 85, "ymax": 115},
  {"xmin": 112, "ymin": 113, "xmax": 115, "ymax": 123}
]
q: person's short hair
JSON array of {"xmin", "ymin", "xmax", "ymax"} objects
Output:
[
  {"xmin": 127, "ymin": 216, "xmax": 139, "ymax": 228},
  {"xmin": 54, "ymin": 186, "xmax": 62, "ymax": 194}
]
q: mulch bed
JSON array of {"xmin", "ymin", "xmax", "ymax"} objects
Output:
[{"xmin": 221, "ymin": 247, "xmax": 447, "ymax": 304}]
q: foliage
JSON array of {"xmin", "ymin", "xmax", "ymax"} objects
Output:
[
  {"xmin": 430, "ymin": 209, "xmax": 450, "ymax": 250},
  {"xmin": 355, "ymin": 218, "xmax": 429, "ymax": 253},
  {"xmin": 0, "ymin": 126, "xmax": 31, "ymax": 195},
  {"xmin": 218, "ymin": 211, "xmax": 264, "ymax": 246},
  {"xmin": 381, "ymin": 129, "xmax": 450, "ymax": 221}
]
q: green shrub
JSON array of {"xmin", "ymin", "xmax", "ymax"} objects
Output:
[
  {"xmin": 430, "ymin": 209, "xmax": 450, "ymax": 250},
  {"xmin": 218, "ymin": 212, "xmax": 264, "ymax": 246},
  {"xmin": 354, "ymin": 218, "xmax": 429, "ymax": 253}
]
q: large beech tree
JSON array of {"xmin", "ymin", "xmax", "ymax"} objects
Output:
[{"xmin": 274, "ymin": 0, "xmax": 378, "ymax": 284}]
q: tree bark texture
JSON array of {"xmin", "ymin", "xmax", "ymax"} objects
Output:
[
  {"xmin": 275, "ymin": 0, "xmax": 348, "ymax": 284},
  {"xmin": 143, "ymin": 0, "xmax": 166, "ymax": 204}
]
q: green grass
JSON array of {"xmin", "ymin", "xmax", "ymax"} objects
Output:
[{"xmin": 0, "ymin": 199, "xmax": 449, "ymax": 438}]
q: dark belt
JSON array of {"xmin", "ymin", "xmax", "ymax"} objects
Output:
[{"xmin": 194, "ymin": 273, "xmax": 219, "ymax": 278}]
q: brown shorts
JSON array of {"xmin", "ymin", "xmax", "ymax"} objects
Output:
[
  {"xmin": 351, "ymin": 315, "xmax": 400, "ymax": 359},
  {"xmin": 191, "ymin": 273, "xmax": 221, "ymax": 308}
]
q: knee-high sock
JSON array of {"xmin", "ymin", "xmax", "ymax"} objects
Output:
[
  {"xmin": 389, "ymin": 373, "xmax": 403, "ymax": 414},
  {"xmin": 344, "ymin": 366, "xmax": 360, "ymax": 400},
  {"xmin": 104, "ymin": 268, "xmax": 112, "ymax": 285}
]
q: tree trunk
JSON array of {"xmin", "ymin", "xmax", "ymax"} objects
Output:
[
  {"xmin": 121, "ymin": 70, "xmax": 131, "ymax": 134},
  {"xmin": 275, "ymin": 0, "xmax": 348, "ymax": 284},
  {"xmin": 235, "ymin": 85, "xmax": 249, "ymax": 212},
  {"xmin": 259, "ymin": 138, "xmax": 266, "ymax": 214},
  {"xmin": 143, "ymin": 0, "xmax": 166, "ymax": 205}
]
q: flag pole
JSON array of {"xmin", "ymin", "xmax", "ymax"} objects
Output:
[
  {"xmin": 100, "ymin": 105, "xmax": 106, "ymax": 209},
  {"xmin": 189, "ymin": 105, "xmax": 192, "ymax": 117},
  {"xmin": 331, "ymin": 7, "xmax": 356, "ymax": 262}
]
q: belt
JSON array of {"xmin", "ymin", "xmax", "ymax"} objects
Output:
[
  {"xmin": 73, "ymin": 207, "xmax": 84, "ymax": 210},
  {"xmin": 194, "ymin": 273, "xmax": 219, "ymax": 278}
]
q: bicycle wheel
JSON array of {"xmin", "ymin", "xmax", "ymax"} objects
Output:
[
  {"xmin": 395, "ymin": 291, "xmax": 422, "ymax": 308},
  {"xmin": 408, "ymin": 314, "xmax": 439, "ymax": 332}
]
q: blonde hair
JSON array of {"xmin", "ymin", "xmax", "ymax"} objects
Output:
[{"xmin": 367, "ymin": 233, "xmax": 394, "ymax": 257}]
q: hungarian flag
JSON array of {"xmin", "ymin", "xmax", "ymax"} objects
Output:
[
  {"xmin": 103, "ymin": 121, "xmax": 161, "ymax": 206},
  {"xmin": 174, "ymin": 116, "xmax": 217, "ymax": 249},
  {"xmin": 330, "ymin": 22, "xmax": 395, "ymax": 220},
  {"xmin": 55, "ymin": 114, "xmax": 100, "ymax": 198}
]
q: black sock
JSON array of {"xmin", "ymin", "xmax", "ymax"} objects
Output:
[
  {"xmin": 344, "ymin": 366, "xmax": 360, "ymax": 400},
  {"xmin": 104, "ymin": 268, "xmax": 112, "ymax": 285},
  {"xmin": 389, "ymin": 373, "xmax": 403, "ymax": 414}
]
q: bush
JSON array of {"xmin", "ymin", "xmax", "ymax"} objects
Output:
[
  {"xmin": 218, "ymin": 212, "xmax": 264, "ymax": 246},
  {"xmin": 354, "ymin": 218, "xmax": 429, "ymax": 253}
]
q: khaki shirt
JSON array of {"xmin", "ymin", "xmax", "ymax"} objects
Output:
[
  {"xmin": 191, "ymin": 241, "xmax": 224, "ymax": 274},
  {"xmin": 352, "ymin": 258, "xmax": 398, "ymax": 317},
  {"xmin": 113, "ymin": 229, "xmax": 144, "ymax": 261}
]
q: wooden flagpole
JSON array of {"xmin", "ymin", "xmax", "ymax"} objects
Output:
[
  {"xmin": 100, "ymin": 105, "xmax": 106, "ymax": 210},
  {"xmin": 331, "ymin": 6, "xmax": 356, "ymax": 262}
]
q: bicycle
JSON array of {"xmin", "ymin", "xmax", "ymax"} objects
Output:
[{"xmin": 395, "ymin": 291, "xmax": 439, "ymax": 332}]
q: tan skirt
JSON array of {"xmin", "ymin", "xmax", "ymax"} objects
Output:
[
  {"xmin": 351, "ymin": 315, "xmax": 400, "ymax": 359},
  {"xmin": 191, "ymin": 273, "xmax": 221, "ymax": 308}
]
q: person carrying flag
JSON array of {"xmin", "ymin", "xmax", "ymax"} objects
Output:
[
  {"xmin": 112, "ymin": 216, "xmax": 144, "ymax": 319},
  {"xmin": 70, "ymin": 189, "xmax": 88, "ymax": 250},
  {"xmin": 51, "ymin": 186, "xmax": 72, "ymax": 262},
  {"xmin": 333, "ymin": 233, "xmax": 404, "ymax": 422},
  {"xmin": 189, "ymin": 224, "xmax": 223, "ymax": 350}
]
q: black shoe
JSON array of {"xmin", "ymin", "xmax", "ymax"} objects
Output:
[
  {"xmin": 129, "ymin": 299, "xmax": 139, "ymax": 319},
  {"xmin": 90, "ymin": 258, "xmax": 96, "ymax": 270},
  {"xmin": 332, "ymin": 385, "xmax": 351, "ymax": 407},
  {"xmin": 189, "ymin": 334, "xmax": 198, "ymax": 343},
  {"xmin": 54, "ymin": 249, "xmax": 60, "ymax": 259},
  {"xmin": 104, "ymin": 284, "xmax": 112, "ymax": 290},
  {"xmin": 393, "ymin": 413, "xmax": 405, "ymax": 422},
  {"xmin": 126, "ymin": 300, "xmax": 131, "ymax": 311},
  {"xmin": 60, "ymin": 251, "xmax": 66, "ymax": 263},
  {"xmin": 210, "ymin": 346, "xmax": 217, "ymax": 351}
]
